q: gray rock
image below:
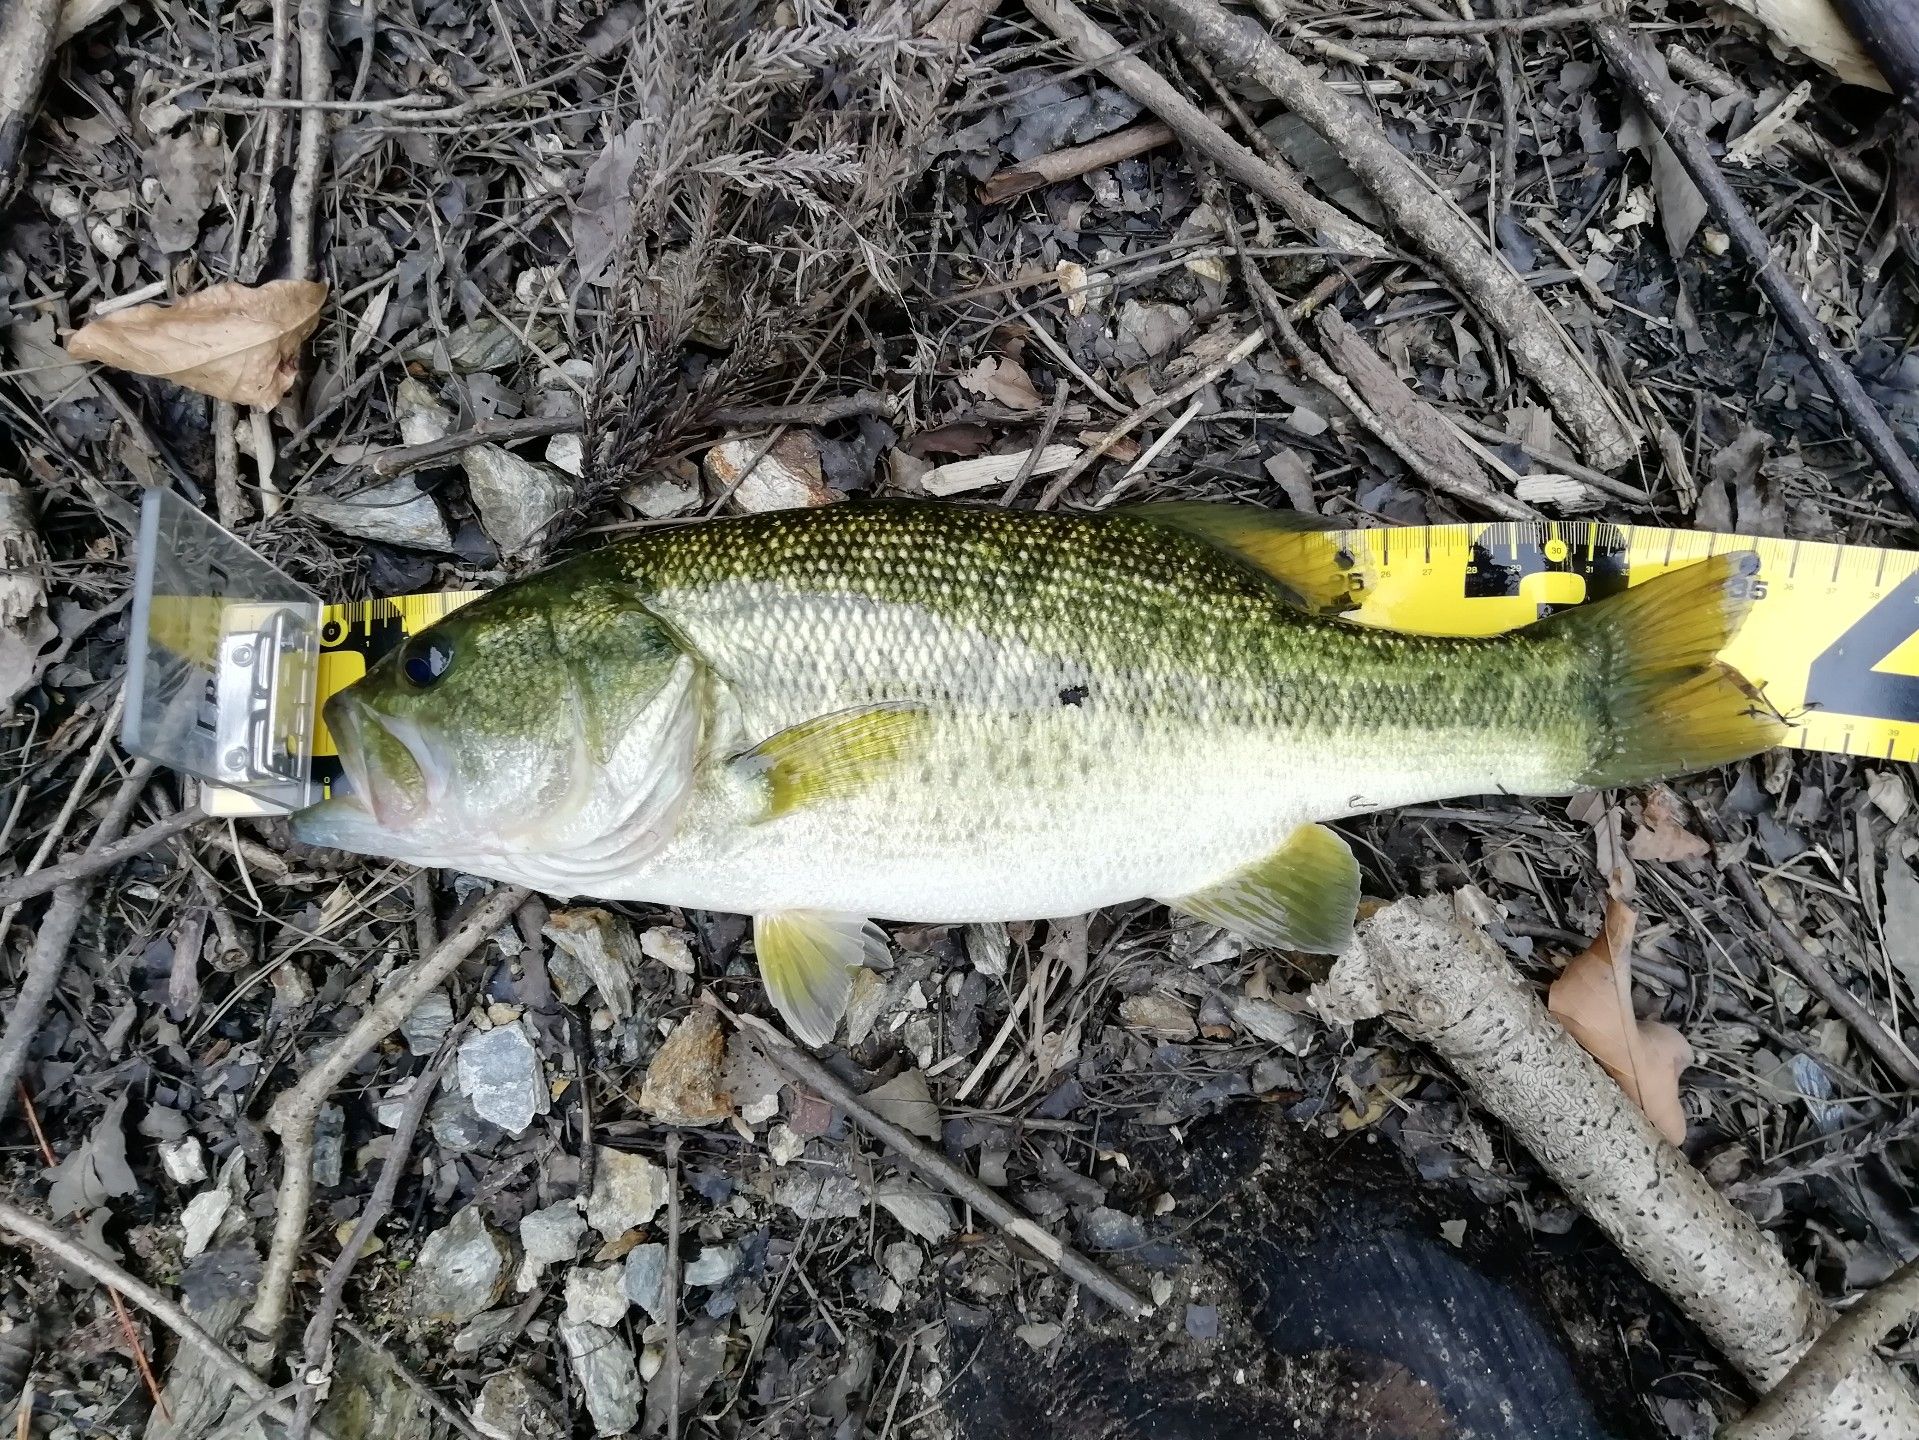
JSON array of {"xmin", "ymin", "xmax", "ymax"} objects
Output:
[
  {"xmin": 429, "ymin": 1088, "xmax": 501, "ymax": 1154},
  {"xmin": 462, "ymin": 443, "xmax": 570, "ymax": 557},
  {"xmin": 317, "ymin": 1337, "xmax": 432, "ymax": 1440},
  {"xmin": 559, "ymin": 1318, "xmax": 644, "ymax": 1435},
  {"xmin": 771, "ymin": 1165, "xmax": 865, "ymax": 1221},
  {"xmin": 300, "ymin": 476, "xmax": 453, "ymax": 552},
  {"xmin": 458, "ymin": 1023, "xmax": 549, "ymax": 1135},
  {"xmin": 407, "ymin": 1205, "xmax": 512, "ymax": 1323},
  {"xmin": 682, "ymin": 1244, "xmax": 737, "ymax": 1289},
  {"xmin": 402, "ymin": 991, "xmax": 455, "ymax": 1055},
  {"xmin": 585, "ymin": 1147, "xmax": 670, "ymax": 1239},
  {"xmin": 543, "ymin": 908, "xmax": 640, "ymax": 1014},
  {"xmin": 564, "ymin": 1264, "xmax": 630, "ymax": 1327},
  {"xmin": 471, "ymin": 1368, "xmax": 566, "ymax": 1440},
  {"xmin": 623, "ymin": 1243, "xmax": 668, "ymax": 1322},
  {"xmin": 312, "ymin": 1104, "xmax": 345, "ymax": 1189},
  {"xmin": 395, "ymin": 378, "xmax": 454, "ymax": 444},
  {"xmin": 517, "ymin": 1202, "xmax": 586, "ymax": 1290}
]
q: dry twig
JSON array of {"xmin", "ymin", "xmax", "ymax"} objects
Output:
[
  {"xmin": 0, "ymin": 805, "xmax": 205, "ymax": 908},
  {"xmin": 1592, "ymin": 22, "xmax": 1919, "ymax": 519},
  {"xmin": 1137, "ymin": 0, "xmax": 1639, "ymax": 471},
  {"xmin": 0, "ymin": 0, "xmax": 60, "ymax": 202},
  {"xmin": 244, "ymin": 884, "xmax": 529, "ymax": 1344},
  {"xmin": 716, "ymin": 998, "xmax": 1155, "ymax": 1320},
  {"xmin": 1024, "ymin": 0, "xmax": 1391, "ymax": 261}
]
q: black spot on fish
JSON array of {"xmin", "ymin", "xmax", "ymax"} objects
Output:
[{"xmin": 1059, "ymin": 685, "xmax": 1088, "ymax": 707}]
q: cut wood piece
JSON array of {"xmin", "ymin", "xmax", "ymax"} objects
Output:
[
  {"xmin": 0, "ymin": 0, "xmax": 61, "ymax": 201},
  {"xmin": 1312, "ymin": 309, "xmax": 1498, "ymax": 503},
  {"xmin": 1024, "ymin": 0, "xmax": 1392, "ymax": 261},
  {"xmin": 1134, "ymin": 0, "xmax": 1640, "ymax": 473}
]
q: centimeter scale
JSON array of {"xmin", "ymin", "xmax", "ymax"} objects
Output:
[{"xmin": 119, "ymin": 494, "xmax": 1919, "ymax": 818}]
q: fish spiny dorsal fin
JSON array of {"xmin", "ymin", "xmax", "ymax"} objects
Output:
[
  {"xmin": 1123, "ymin": 501, "xmax": 1366, "ymax": 613},
  {"xmin": 1163, "ymin": 822, "xmax": 1361, "ymax": 953}
]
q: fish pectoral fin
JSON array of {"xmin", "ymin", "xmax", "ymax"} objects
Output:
[
  {"xmin": 754, "ymin": 911, "xmax": 887, "ymax": 1047},
  {"xmin": 1162, "ymin": 823, "xmax": 1360, "ymax": 954},
  {"xmin": 733, "ymin": 702, "xmax": 931, "ymax": 821},
  {"xmin": 1124, "ymin": 501, "xmax": 1363, "ymax": 613}
]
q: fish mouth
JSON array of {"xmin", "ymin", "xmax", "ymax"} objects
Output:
[{"xmin": 317, "ymin": 692, "xmax": 436, "ymax": 830}]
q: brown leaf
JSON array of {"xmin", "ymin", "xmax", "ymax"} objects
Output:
[
  {"xmin": 957, "ymin": 356, "xmax": 1043, "ymax": 412},
  {"xmin": 65, "ymin": 279, "xmax": 327, "ymax": 408},
  {"xmin": 1547, "ymin": 898, "xmax": 1692, "ymax": 1145},
  {"xmin": 1625, "ymin": 785, "xmax": 1710, "ymax": 864}
]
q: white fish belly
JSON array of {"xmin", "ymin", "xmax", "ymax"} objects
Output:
[{"xmin": 595, "ymin": 725, "xmax": 1559, "ymax": 921}]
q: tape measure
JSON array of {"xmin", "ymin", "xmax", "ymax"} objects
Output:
[{"xmin": 203, "ymin": 518, "xmax": 1919, "ymax": 819}]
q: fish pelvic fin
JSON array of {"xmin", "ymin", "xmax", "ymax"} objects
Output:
[
  {"xmin": 1539, "ymin": 552, "xmax": 1787, "ymax": 790},
  {"xmin": 1162, "ymin": 822, "xmax": 1360, "ymax": 954},
  {"xmin": 1122, "ymin": 502, "xmax": 1365, "ymax": 613},
  {"xmin": 735, "ymin": 703, "xmax": 932, "ymax": 822},
  {"xmin": 754, "ymin": 911, "xmax": 887, "ymax": 1047}
]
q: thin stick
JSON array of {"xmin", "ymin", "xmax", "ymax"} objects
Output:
[
  {"xmin": 0, "ymin": 1201, "xmax": 323, "ymax": 1438},
  {"xmin": 0, "ymin": 761, "xmax": 157, "ymax": 1129},
  {"xmin": 290, "ymin": 1039, "xmax": 458, "ymax": 1440},
  {"xmin": 335, "ymin": 1319, "xmax": 487, "ymax": 1440},
  {"xmin": 1726, "ymin": 1256, "xmax": 1919, "ymax": 1440},
  {"xmin": 368, "ymin": 416, "xmax": 578, "ymax": 477},
  {"xmin": 1341, "ymin": 2, "xmax": 1611, "ymax": 37},
  {"xmin": 1592, "ymin": 20, "xmax": 1919, "ymax": 520},
  {"xmin": 1001, "ymin": 380, "xmax": 1072, "ymax": 506},
  {"xmin": 1037, "ymin": 329, "xmax": 1267, "ymax": 507},
  {"xmin": 244, "ymin": 885, "xmax": 529, "ymax": 1344},
  {"xmin": 714, "ymin": 999, "xmax": 1154, "ymax": 1320},
  {"xmin": 1136, "ymin": 0, "xmax": 1638, "ymax": 472},
  {"xmin": 1724, "ymin": 866, "xmax": 1919, "ymax": 1090},
  {"xmin": 1023, "ymin": 0, "xmax": 1390, "ymax": 262},
  {"xmin": 0, "ymin": 806, "xmax": 205, "ymax": 907},
  {"xmin": 980, "ymin": 119, "xmax": 1179, "ymax": 205},
  {"xmin": 287, "ymin": 0, "xmax": 329, "ymax": 279},
  {"xmin": 107, "ymin": 1288, "xmax": 171, "ymax": 1422},
  {"xmin": 707, "ymin": 393, "xmax": 892, "ymax": 428},
  {"xmin": 1661, "ymin": 46, "xmax": 1881, "ymax": 193},
  {"xmin": 663, "ymin": 1132, "xmax": 682, "ymax": 1440}
]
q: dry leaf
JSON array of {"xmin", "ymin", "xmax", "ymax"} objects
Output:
[
  {"xmin": 1626, "ymin": 786, "xmax": 1710, "ymax": 864},
  {"xmin": 1548, "ymin": 898, "xmax": 1692, "ymax": 1145},
  {"xmin": 958, "ymin": 356, "xmax": 1043, "ymax": 412},
  {"xmin": 65, "ymin": 279, "xmax": 327, "ymax": 408}
]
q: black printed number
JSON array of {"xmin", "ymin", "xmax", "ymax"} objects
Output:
[{"xmin": 1804, "ymin": 573, "xmax": 1919, "ymax": 724}]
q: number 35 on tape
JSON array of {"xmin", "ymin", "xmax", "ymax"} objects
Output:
[
  {"xmin": 1317, "ymin": 520, "xmax": 1919, "ymax": 765},
  {"xmin": 296, "ymin": 520, "xmax": 1919, "ymax": 781}
]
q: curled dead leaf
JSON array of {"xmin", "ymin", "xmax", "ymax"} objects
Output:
[
  {"xmin": 1547, "ymin": 897, "xmax": 1692, "ymax": 1146},
  {"xmin": 65, "ymin": 279, "xmax": 327, "ymax": 408}
]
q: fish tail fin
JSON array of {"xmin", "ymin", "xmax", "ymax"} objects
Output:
[{"xmin": 1540, "ymin": 552, "xmax": 1786, "ymax": 790}]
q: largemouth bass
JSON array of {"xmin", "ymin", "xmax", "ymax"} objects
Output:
[{"xmin": 292, "ymin": 501, "xmax": 1783, "ymax": 1043}]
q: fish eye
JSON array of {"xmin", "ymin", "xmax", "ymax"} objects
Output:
[{"xmin": 401, "ymin": 635, "xmax": 454, "ymax": 688}]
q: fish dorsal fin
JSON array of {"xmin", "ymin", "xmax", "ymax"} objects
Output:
[
  {"xmin": 734, "ymin": 702, "xmax": 932, "ymax": 820},
  {"xmin": 754, "ymin": 911, "xmax": 888, "ymax": 1046},
  {"xmin": 1163, "ymin": 822, "xmax": 1360, "ymax": 953},
  {"xmin": 1124, "ymin": 501, "xmax": 1364, "ymax": 613}
]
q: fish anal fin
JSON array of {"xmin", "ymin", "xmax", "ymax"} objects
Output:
[
  {"xmin": 1124, "ymin": 501, "xmax": 1366, "ymax": 613},
  {"xmin": 735, "ymin": 702, "xmax": 931, "ymax": 820},
  {"xmin": 1164, "ymin": 822, "xmax": 1360, "ymax": 953},
  {"xmin": 754, "ymin": 911, "xmax": 888, "ymax": 1046}
]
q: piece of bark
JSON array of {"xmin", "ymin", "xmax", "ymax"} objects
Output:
[
  {"xmin": 1133, "ymin": 0, "xmax": 1639, "ymax": 473},
  {"xmin": 1025, "ymin": 0, "xmax": 1391, "ymax": 261},
  {"xmin": 0, "ymin": 475, "xmax": 55, "ymax": 715},
  {"xmin": 1312, "ymin": 309, "xmax": 1499, "ymax": 503},
  {"xmin": 1830, "ymin": 0, "xmax": 1919, "ymax": 110},
  {"xmin": 1313, "ymin": 895, "xmax": 1919, "ymax": 1440},
  {"xmin": 0, "ymin": 0, "xmax": 61, "ymax": 202}
]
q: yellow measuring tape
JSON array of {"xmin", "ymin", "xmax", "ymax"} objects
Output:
[{"xmin": 296, "ymin": 519, "xmax": 1919, "ymax": 777}]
